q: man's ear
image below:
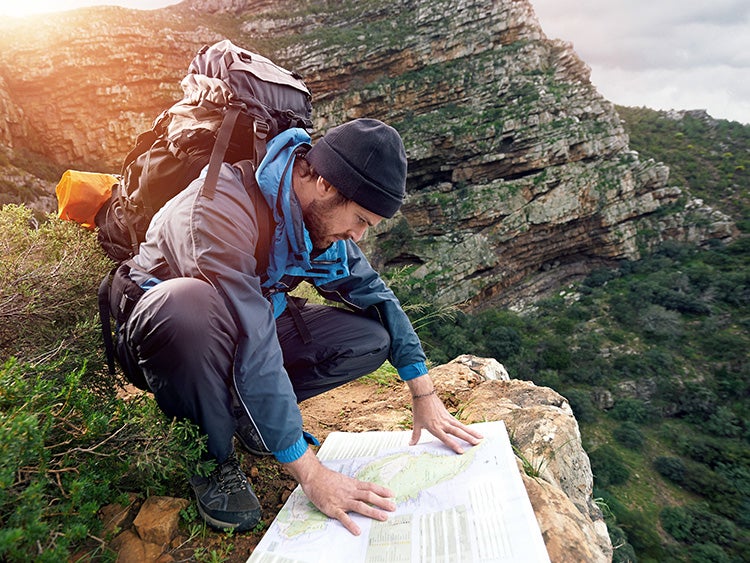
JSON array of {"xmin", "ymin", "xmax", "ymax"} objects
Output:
[{"xmin": 316, "ymin": 176, "xmax": 336, "ymax": 198}]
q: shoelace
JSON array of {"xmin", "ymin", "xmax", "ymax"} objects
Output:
[{"xmin": 216, "ymin": 458, "xmax": 248, "ymax": 494}]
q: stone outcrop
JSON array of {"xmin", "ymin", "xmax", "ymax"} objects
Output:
[
  {"xmin": 103, "ymin": 356, "xmax": 612, "ymax": 562},
  {"xmin": 0, "ymin": 0, "xmax": 736, "ymax": 311},
  {"xmin": 101, "ymin": 495, "xmax": 189, "ymax": 563},
  {"xmin": 300, "ymin": 355, "xmax": 613, "ymax": 562}
]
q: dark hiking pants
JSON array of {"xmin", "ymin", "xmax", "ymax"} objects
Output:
[{"xmin": 116, "ymin": 277, "xmax": 390, "ymax": 462}]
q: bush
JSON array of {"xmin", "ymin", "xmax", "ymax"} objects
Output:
[
  {"xmin": 537, "ymin": 338, "xmax": 572, "ymax": 371},
  {"xmin": 613, "ymin": 422, "xmax": 645, "ymax": 450},
  {"xmin": 691, "ymin": 543, "xmax": 730, "ymax": 563},
  {"xmin": 528, "ymin": 368, "xmax": 562, "ymax": 390},
  {"xmin": 604, "ymin": 493, "xmax": 664, "ymax": 559},
  {"xmin": 638, "ymin": 304, "xmax": 683, "ymax": 341},
  {"xmin": 676, "ymin": 384, "xmax": 719, "ymax": 421},
  {"xmin": 0, "ymin": 359, "xmax": 211, "ymax": 561},
  {"xmin": 595, "ymin": 492, "xmax": 638, "ymax": 562},
  {"xmin": 583, "ymin": 267, "xmax": 620, "ymax": 288},
  {"xmin": 483, "ymin": 324, "xmax": 522, "ymax": 361},
  {"xmin": 704, "ymin": 407, "xmax": 744, "ymax": 439},
  {"xmin": 590, "ymin": 445, "xmax": 630, "ymax": 487},
  {"xmin": 563, "ymin": 389, "xmax": 598, "ymax": 423},
  {"xmin": 0, "ymin": 205, "xmax": 112, "ymax": 370},
  {"xmin": 654, "ymin": 456, "xmax": 686, "ymax": 484},
  {"xmin": 660, "ymin": 504, "xmax": 737, "ymax": 547},
  {"xmin": 610, "ymin": 398, "xmax": 654, "ymax": 424}
]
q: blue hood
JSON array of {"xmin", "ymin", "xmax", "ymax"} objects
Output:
[{"xmin": 255, "ymin": 128, "xmax": 350, "ymax": 316}]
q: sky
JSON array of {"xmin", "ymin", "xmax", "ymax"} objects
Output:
[
  {"xmin": 531, "ymin": 0, "xmax": 750, "ymax": 124},
  {"xmin": 1, "ymin": 0, "xmax": 748, "ymax": 125},
  {"xmin": 0, "ymin": 0, "xmax": 180, "ymax": 18}
]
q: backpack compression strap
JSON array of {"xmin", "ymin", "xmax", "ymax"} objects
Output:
[
  {"xmin": 98, "ymin": 268, "xmax": 117, "ymax": 375},
  {"xmin": 200, "ymin": 101, "xmax": 244, "ymax": 201}
]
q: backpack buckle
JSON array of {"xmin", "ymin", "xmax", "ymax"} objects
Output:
[{"xmin": 253, "ymin": 120, "xmax": 270, "ymax": 141}]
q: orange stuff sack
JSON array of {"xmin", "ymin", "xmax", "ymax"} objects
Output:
[{"xmin": 56, "ymin": 170, "xmax": 117, "ymax": 230}]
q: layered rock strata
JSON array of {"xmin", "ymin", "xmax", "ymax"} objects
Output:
[{"xmin": 0, "ymin": 0, "xmax": 736, "ymax": 309}]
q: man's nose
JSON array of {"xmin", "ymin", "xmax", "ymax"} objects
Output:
[{"xmin": 348, "ymin": 225, "xmax": 367, "ymax": 242}]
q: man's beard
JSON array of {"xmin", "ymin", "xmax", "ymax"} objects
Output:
[{"xmin": 303, "ymin": 197, "xmax": 347, "ymax": 250}]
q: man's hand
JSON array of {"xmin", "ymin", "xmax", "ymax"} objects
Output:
[
  {"xmin": 284, "ymin": 448, "xmax": 396, "ymax": 535},
  {"xmin": 407, "ymin": 375, "xmax": 483, "ymax": 454}
]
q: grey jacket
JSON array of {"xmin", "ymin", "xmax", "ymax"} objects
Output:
[{"xmin": 131, "ymin": 128, "xmax": 427, "ymax": 463}]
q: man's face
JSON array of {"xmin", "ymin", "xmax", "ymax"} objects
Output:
[{"xmin": 304, "ymin": 194, "xmax": 383, "ymax": 250}]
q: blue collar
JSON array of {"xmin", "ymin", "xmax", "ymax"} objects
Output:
[{"xmin": 255, "ymin": 129, "xmax": 350, "ymax": 291}]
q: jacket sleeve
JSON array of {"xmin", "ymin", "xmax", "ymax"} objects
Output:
[
  {"xmin": 315, "ymin": 240, "xmax": 428, "ymax": 381},
  {"xmin": 154, "ymin": 164, "xmax": 307, "ymax": 462}
]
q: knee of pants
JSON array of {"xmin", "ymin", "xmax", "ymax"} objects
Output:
[{"xmin": 126, "ymin": 277, "xmax": 238, "ymax": 363}]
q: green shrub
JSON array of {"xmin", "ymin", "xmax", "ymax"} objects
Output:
[
  {"xmin": 583, "ymin": 267, "xmax": 620, "ymax": 288},
  {"xmin": 654, "ymin": 456, "xmax": 686, "ymax": 484},
  {"xmin": 482, "ymin": 324, "xmax": 522, "ymax": 361},
  {"xmin": 603, "ymin": 492, "xmax": 664, "ymax": 559},
  {"xmin": 595, "ymin": 492, "xmax": 638, "ymax": 562},
  {"xmin": 537, "ymin": 338, "xmax": 572, "ymax": 371},
  {"xmin": 660, "ymin": 504, "xmax": 737, "ymax": 547},
  {"xmin": 563, "ymin": 388, "xmax": 598, "ymax": 423},
  {"xmin": 691, "ymin": 543, "xmax": 730, "ymax": 563},
  {"xmin": 0, "ymin": 359, "xmax": 211, "ymax": 561},
  {"xmin": 676, "ymin": 384, "xmax": 718, "ymax": 421},
  {"xmin": 704, "ymin": 407, "xmax": 744, "ymax": 439},
  {"xmin": 610, "ymin": 398, "xmax": 655, "ymax": 424},
  {"xmin": 0, "ymin": 205, "xmax": 112, "ymax": 370},
  {"xmin": 528, "ymin": 368, "xmax": 562, "ymax": 390},
  {"xmin": 638, "ymin": 304, "xmax": 683, "ymax": 341},
  {"xmin": 590, "ymin": 444, "xmax": 630, "ymax": 487},
  {"xmin": 613, "ymin": 422, "xmax": 645, "ymax": 450}
]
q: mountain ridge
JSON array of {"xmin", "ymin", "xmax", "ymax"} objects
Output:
[{"xmin": 0, "ymin": 0, "xmax": 738, "ymax": 309}]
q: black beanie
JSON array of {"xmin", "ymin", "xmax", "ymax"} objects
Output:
[{"xmin": 306, "ymin": 118, "xmax": 407, "ymax": 218}]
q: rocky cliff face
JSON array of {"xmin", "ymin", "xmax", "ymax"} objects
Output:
[{"xmin": 0, "ymin": 0, "xmax": 736, "ymax": 309}]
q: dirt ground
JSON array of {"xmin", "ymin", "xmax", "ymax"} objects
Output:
[{"xmin": 171, "ymin": 376, "xmax": 416, "ymax": 562}]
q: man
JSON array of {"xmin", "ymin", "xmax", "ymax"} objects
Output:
[{"xmin": 114, "ymin": 118, "xmax": 483, "ymax": 534}]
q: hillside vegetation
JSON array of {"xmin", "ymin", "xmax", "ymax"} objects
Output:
[
  {"xmin": 616, "ymin": 106, "xmax": 750, "ymax": 230},
  {"xmin": 413, "ymin": 108, "xmax": 750, "ymax": 562},
  {"xmin": 0, "ymin": 108, "xmax": 748, "ymax": 562}
]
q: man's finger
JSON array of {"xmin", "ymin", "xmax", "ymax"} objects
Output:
[
  {"xmin": 358, "ymin": 488, "xmax": 397, "ymax": 512},
  {"xmin": 447, "ymin": 423, "xmax": 484, "ymax": 446},
  {"xmin": 349, "ymin": 500, "xmax": 391, "ymax": 522},
  {"xmin": 336, "ymin": 511, "xmax": 361, "ymax": 536},
  {"xmin": 409, "ymin": 426, "xmax": 422, "ymax": 446},
  {"xmin": 434, "ymin": 429, "xmax": 464, "ymax": 454}
]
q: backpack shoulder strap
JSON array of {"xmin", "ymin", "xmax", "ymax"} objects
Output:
[
  {"xmin": 234, "ymin": 160, "xmax": 273, "ymax": 277},
  {"xmin": 201, "ymin": 101, "xmax": 244, "ymax": 201}
]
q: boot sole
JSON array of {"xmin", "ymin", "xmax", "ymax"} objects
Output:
[{"xmin": 196, "ymin": 502, "xmax": 262, "ymax": 533}]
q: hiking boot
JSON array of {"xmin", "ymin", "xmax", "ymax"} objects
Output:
[
  {"xmin": 230, "ymin": 385, "xmax": 272, "ymax": 456},
  {"xmin": 235, "ymin": 418, "xmax": 273, "ymax": 457},
  {"xmin": 190, "ymin": 454, "xmax": 261, "ymax": 532}
]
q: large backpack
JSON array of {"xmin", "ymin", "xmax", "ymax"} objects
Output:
[{"xmin": 95, "ymin": 39, "xmax": 313, "ymax": 263}]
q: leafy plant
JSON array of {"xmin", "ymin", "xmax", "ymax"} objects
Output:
[
  {"xmin": 0, "ymin": 205, "xmax": 112, "ymax": 373},
  {"xmin": 0, "ymin": 358, "xmax": 210, "ymax": 561}
]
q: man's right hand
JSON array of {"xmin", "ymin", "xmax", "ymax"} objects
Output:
[{"xmin": 283, "ymin": 447, "xmax": 396, "ymax": 535}]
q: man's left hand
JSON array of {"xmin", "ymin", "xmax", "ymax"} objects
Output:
[{"xmin": 407, "ymin": 375, "xmax": 483, "ymax": 454}]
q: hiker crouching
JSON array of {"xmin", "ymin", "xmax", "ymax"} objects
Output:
[{"xmin": 110, "ymin": 118, "xmax": 483, "ymax": 534}]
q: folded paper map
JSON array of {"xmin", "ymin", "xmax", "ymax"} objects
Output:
[{"xmin": 248, "ymin": 420, "xmax": 550, "ymax": 563}]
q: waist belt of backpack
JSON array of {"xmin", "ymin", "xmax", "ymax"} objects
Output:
[{"xmin": 98, "ymin": 260, "xmax": 146, "ymax": 375}]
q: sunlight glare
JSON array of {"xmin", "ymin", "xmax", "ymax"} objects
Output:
[{"xmin": 0, "ymin": 0, "xmax": 180, "ymax": 18}]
